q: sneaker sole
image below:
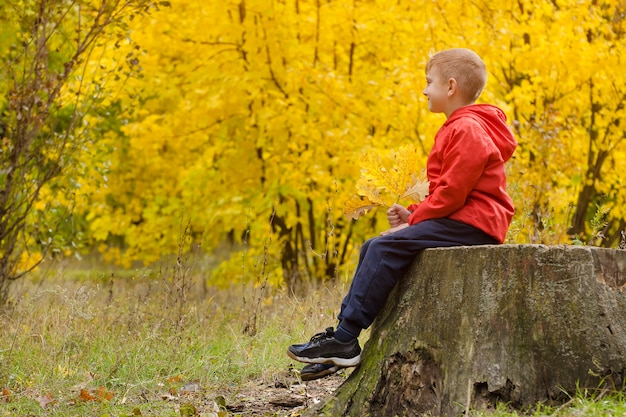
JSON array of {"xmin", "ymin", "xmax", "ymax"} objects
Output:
[
  {"xmin": 287, "ymin": 349, "xmax": 361, "ymax": 367},
  {"xmin": 300, "ymin": 366, "xmax": 340, "ymax": 381}
]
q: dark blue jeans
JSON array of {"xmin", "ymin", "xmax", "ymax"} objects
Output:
[{"xmin": 337, "ymin": 218, "xmax": 498, "ymax": 335}]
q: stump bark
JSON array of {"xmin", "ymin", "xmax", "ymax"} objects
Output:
[{"xmin": 306, "ymin": 245, "xmax": 626, "ymax": 416}]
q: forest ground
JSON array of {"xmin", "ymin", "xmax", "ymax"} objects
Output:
[{"xmin": 1, "ymin": 257, "xmax": 625, "ymax": 416}]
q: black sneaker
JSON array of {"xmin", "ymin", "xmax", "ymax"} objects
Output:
[
  {"xmin": 300, "ymin": 363, "xmax": 340, "ymax": 381},
  {"xmin": 287, "ymin": 327, "xmax": 361, "ymax": 367}
]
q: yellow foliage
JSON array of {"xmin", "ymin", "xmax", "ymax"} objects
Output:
[
  {"xmin": 13, "ymin": 0, "xmax": 622, "ymax": 282},
  {"xmin": 16, "ymin": 251, "xmax": 42, "ymax": 275}
]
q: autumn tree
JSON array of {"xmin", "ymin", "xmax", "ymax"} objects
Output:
[
  {"xmin": 74, "ymin": 0, "xmax": 626, "ymax": 289},
  {"xmin": 0, "ymin": 0, "xmax": 165, "ymax": 303},
  {"xmin": 76, "ymin": 0, "xmax": 436, "ymax": 289},
  {"xmin": 10, "ymin": 0, "xmax": 624, "ymax": 291},
  {"xmin": 485, "ymin": 0, "xmax": 626, "ymax": 247}
]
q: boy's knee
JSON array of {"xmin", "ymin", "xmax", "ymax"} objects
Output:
[{"xmin": 361, "ymin": 237, "xmax": 376, "ymax": 252}]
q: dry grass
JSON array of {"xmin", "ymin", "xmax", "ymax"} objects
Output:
[
  {"xmin": 0, "ymin": 257, "xmax": 351, "ymax": 416},
  {"xmin": 1, "ymin": 257, "xmax": 625, "ymax": 417}
]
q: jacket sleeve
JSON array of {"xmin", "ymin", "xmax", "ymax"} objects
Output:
[{"xmin": 408, "ymin": 122, "xmax": 491, "ymax": 224}]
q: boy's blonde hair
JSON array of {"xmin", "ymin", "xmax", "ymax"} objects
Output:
[{"xmin": 426, "ymin": 48, "xmax": 487, "ymax": 102}]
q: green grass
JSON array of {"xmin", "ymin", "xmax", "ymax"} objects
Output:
[
  {"xmin": 471, "ymin": 389, "xmax": 626, "ymax": 417},
  {"xmin": 0, "ymin": 259, "xmax": 624, "ymax": 416},
  {"xmin": 0, "ymin": 259, "xmax": 348, "ymax": 416}
]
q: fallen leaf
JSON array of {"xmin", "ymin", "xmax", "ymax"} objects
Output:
[
  {"xmin": 1, "ymin": 388, "xmax": 10, "ymax": 403},
  {"xmin": 167, "ymin": 375, "xmax": 183, "ymax": 383},
  {"xmin": 180, "ymin": 402, "xmax": 197, "ymax": 417},
  {"xmin": 214, "ymin": 395, "xmax": 226, "ymax": 409},
  {"xmin": 181, "ymin": 381, "xmax": 202, "ymax": 394},
  {"xmin": 97, "ymin": 386, "xmax": 114, "ymax": 401},
  {"xmin": 79, "ymin": 389, "xmax": 96, "ymax": 401},
  {"xmin": 36, "ymin": 393, "xmax": 55, "ymax": 409}
]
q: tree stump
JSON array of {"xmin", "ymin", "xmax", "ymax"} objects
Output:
[{"xmin": 306, "ymin": 245, "xmax": 626, "ymax": 416}]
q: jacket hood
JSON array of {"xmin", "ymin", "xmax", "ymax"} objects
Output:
[{"xmin": 446, "ymin": 104, "xmax": 517, "ymax": 161}]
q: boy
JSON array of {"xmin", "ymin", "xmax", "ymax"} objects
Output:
[{"xmin": 289, "ymin": 48, "xmax": 517, "ymax": 381}]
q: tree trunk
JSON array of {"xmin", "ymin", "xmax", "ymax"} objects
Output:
[{"xmin": 306, "ymin": 245, "xmax": 626, "ymax": 417}]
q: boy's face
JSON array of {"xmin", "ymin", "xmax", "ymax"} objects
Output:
[{"xmin": 423, "ymin": 69, "xmax": 448, "ymax": 113}]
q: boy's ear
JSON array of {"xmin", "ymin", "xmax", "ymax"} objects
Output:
[{"xmin": 447, "ymin": 78, "xmax": 458, "ymax": 96}]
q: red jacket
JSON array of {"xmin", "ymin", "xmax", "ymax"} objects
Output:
[{"xmin": 407, "ymin": 104, "xmax": 517, "ymax": 243}]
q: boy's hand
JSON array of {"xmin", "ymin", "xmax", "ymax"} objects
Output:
[
  {"xmin": 386, "ymin": 203, "xmax": 411, "ymax": 227},
  {"xmin": 381, "ymin": 223, "xmax": 409, "ymax": 236}
]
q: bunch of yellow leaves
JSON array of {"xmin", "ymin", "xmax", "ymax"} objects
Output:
[{"xmin": 344, "ymin": 145, "xmax": 429, "ymax": 220}]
